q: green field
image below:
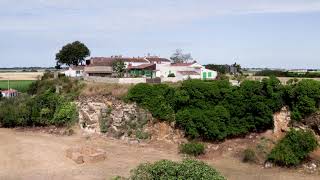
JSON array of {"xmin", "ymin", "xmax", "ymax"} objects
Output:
[{"xmin": 0, "ymin": 80, "xmax": 35, "ymax": 93}]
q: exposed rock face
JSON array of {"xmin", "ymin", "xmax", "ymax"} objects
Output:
[
  {"xmin": 145, "ymin": 122, "xmax": 187, "ymax": 144},
  {"xmin": 273, "ymin": 106, "xmax": 291, "ymax": 139},
  {"xmin": 303, "ymin": 112, "xmax": 320, "ymax": 135},
  {"xmin": 77, "ymin": 95, "xmax": 152, "ymax": 139}
]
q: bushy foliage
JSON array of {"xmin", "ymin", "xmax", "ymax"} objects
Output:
[
  {"xmin": 168, "ymin": 73, "xmax": 175, "ymax": 77},
  {"xmin": 129, "ymin": 159, "xmax": 226, "ymax": 180},
  {"xmin": 0, "ymin": 77, "xmax": 81, "ymax": 128},
  {"xmin": 127, "ymin": 77, "xmax": 320, "ymax": 141},
  {"xmin": 267, "ymin": 129, "xmax": 318, "ymax": 166},
  {"xmin": 179, "ymin": 142, "xmax": 205, "ymax": 156},
  {"xmin": 52, "ymin": 102, "xmax": 77, "ymax": 127},
  {"xmin": 0, "ymin": 96, "xmax": 30, "ymax": 127},
  {"xmin": 126, "ymin": 83, "xmax": 175, "ymax": 121},
  {"xmin": 255, "ymin": 70, "xmax": 320, "ymax": 78},
  {"xmin": 285, "ymin": 79, "xmax": 320, "ymax": 121}
]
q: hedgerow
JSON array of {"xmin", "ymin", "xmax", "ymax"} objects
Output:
[
  {"xmin": 0, "ymin": 76, "xmax": 81, "ymax": 128},
  {"xmin": 127, "ymin": 77, "xmax": 320, "ymax": 141}
]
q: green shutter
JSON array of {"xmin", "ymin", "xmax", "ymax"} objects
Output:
[
  {"xmin": 202, "ymin": 72, "xmax": 207, "ymax": 80},
  {"xmin": 208, "ymin": 72, "xmax": 212, "ymax": 77}
]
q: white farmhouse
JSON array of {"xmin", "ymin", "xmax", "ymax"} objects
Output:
[
  {"xmin": 64, "ymin": 66, "xmax": 85, "ymax": 77},
  {"xmin": 156, "ymin": 62, "xmax": 217, "ymax": 81}
]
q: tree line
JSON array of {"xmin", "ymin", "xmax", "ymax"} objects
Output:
[{"xmin": 126, "ymin": 77, "xmax": 320, "ymax": 141}]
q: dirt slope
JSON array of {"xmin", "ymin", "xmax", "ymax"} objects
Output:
[{"xmin": 0, "ymin": 128, "xmax": 318, "ymax": 180}]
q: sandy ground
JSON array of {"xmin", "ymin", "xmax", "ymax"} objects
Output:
[
  {"xmin": 0, "ymin": 72, "xmax": 43, "ymax": 80},
  {"xmin": 0, "ymin": 128, "xmax": 319, "ymax": 180}
]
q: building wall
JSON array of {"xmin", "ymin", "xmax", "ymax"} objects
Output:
[
  {"xmin": 156, "ymin": 64, "xmax": 201, "ymax": 78},
  {"xmin": 201, "ymin": 69, "xmax": 218, "ymax": 80},
  {"xmin": 64, "ymin": 69, "xmax": 84, "ymax": 77},
  {"xmin": 84, "ymin": 76, "xmax": 146, "ymax": 84}
]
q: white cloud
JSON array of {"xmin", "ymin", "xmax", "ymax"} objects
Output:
[{"xmin": 1, "ymin": 0, "xmax": 320, "ymax": 33}]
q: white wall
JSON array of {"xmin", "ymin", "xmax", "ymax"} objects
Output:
[
  {"xmin": 156, "ymin": 64, "xmax": 201, "ymax": 78},
  {"xmin": 201, "ymin": 68, "xmax": 218, "ymax": 80},
  {"xmin": 64, "ymin": 68, "xmax": 84, "ymax": 77},
  {"xmin": 84, "ymin": 76, "xmax": 146, "ymax": 84}
]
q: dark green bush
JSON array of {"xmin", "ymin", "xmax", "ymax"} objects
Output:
[
  {"xmin": 0, "ymin": 77, "xmax": 82, "ymax": 128},
  {"xmin": 127, "ymin": 78, "xmax": 320, "ymax": 141},
  {"xmin": 0, "ymin": 96, "xmax": 30, "ymax": 127},
  {"xmin": 179, "ymin": 142, "xmax": 205, "ymax": 156},
  {"xmin": 126, "ymin": 83, "xmax": 175, "ymax": 121},
  {"xmin": 168, "ymin": 73, "xmax": 175, "ymax": 77},
  {"xmin": 129, "ymin": 159, "xmax": 226, "ymax": 180},
  {"xmin": 267, "ymin": 129, "xmax": 318, "ymax": 166}
]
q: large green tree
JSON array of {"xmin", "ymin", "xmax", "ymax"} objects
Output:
[{"xmin": 55, "ymin": 41, "xmax": 90, "ymax": 66}]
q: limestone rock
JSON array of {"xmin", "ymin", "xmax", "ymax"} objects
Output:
[{"xmin": 273, "ymin": 106, "xmax": 291, "ymax": 139}]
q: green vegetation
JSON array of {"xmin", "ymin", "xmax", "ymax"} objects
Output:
[
  {"xmin": 127, "ymin": 77, "xmax": 320, "ymax": 141},
  {"xmin": 0, "ymin": 75, "xmax": 83, "ymax": 128},
  {"xmin": 205, "ymin": 64, "xmax": 228, "ymax": 74},
  {"xmin": 179, "ymin": 142, "xmax": 205, "ymax": 156},
  {"xmin": 56, "ymin": 41, "xmax": 90, "ymax": 66},
  {"xmin": 0, "ymin": 80, "xmax": 34, "ymax": 93},
  {"xmin": 242, "ymin": 148, "xmax": 258, "ymax": 163},
  {"xmin": 129, "ymin": 159, "xmax": 226, "ymax": 180},
  {"xmin": 267, "ymin": 129, "xmax": 318, "ymax": 166},
  {"xmin": 255, "ymin": 70, "xmax": 320, "ymax": 78},
  {"xmin": 135, "ymin": 130, "xmax": 150, "ymax": 140}
]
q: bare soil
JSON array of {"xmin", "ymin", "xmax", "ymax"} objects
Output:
[{"xmin": 0, "ymin": 128, "xmax": 319, "ymax": 180}]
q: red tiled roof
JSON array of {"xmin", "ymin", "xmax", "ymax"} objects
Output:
[
  {"xmin": 170, "ymin": 63, "xmax": 195, "ymax": 66},
  {"xmin": 1, "ymin": 89, "xmax": 18, "ymax": 94},
  {"xmin": 128, "ymin": 64, "xmax": 156, "ymax": 70},
  {"xmin": 177, "ymin": 71, "xmax": 200, "ymax": 75}
]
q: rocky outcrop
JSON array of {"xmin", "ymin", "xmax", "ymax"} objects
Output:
[
  {"xmin": 77, "ymin": 95, "xmax": 152, "ymax": 140},
  {"xmin": 303, "ymin": 112, "xmax": 320, "ymax": 135},
  {"xmin": 273, "ymin": 106, "xmax": 291, "ymax": 139}
]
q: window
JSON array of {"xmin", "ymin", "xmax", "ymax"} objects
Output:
[
  {"xmin": 76, "ymin": 71, "xmax": 81, "ymax": 74},
  {"xmin": 208, "ymin": 72, "xmax": 212, "ymax": 77}
]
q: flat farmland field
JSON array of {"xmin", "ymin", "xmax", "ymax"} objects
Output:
[
  {"xmin": 0, "ymin": 72, "xmax": 43, "ymax": 81},
  {"xmin": 0, "ymin": 72, "xmax": 42, "ymax": 92},
  {"xmin": 0, "ymin": 80, "xmax": 35, "ymax": 92}
]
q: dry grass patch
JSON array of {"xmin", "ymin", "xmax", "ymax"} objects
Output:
[{"xmin": 81, "ymin": 82, "xmax": 133, "ymax": 98}]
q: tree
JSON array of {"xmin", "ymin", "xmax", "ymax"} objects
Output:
[
  {"xmin": 55, "ymin": 41, "xmax": 90, "ymax": 66},
  {"xmin": 112, "ymin": 60, "xmax": 126, "ymax": 77},
  {"xmin": 170, "ymin": 49, "xmax": 193, "ymax": 63}
]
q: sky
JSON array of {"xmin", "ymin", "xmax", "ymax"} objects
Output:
[{"xmin": 0, "ymin": 0, "xmax": 320, "ymax": 69}]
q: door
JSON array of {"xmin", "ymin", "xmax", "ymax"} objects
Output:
[{"xmin": 202, "ymin": 72, "xmax": 207, "ymax": 80}]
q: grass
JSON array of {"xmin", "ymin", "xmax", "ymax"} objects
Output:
[{"xmin": 0, "ymin": 80, "xmax": 34, "ymax": 93}]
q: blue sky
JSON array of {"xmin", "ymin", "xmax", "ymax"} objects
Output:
[{"xmin": 0, "ymin": 0, "xmax": 320, "ymax": 68}]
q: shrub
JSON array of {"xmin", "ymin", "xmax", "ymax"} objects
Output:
[
  {"xmin": 135, "ymin": 130, "xmax": 150, "ymax": 140},
  {"xmin": 129, "ymin": 159, "xmax": 226, "ymax": 180},
  {"xmin": 52, "ymin": 102, "xmax": 78, "ymax": 127},
  {"xmin": 267, "ymin": 129, "xmax": 318, "ymax": 166},
  {"xmin": 242, "ymin": 148, "xmax": 258, "ymax": 163},
  {"xmin": 168, "ymin": 73, "xmax": 175, "ymax": 77},
  {"xmin": 179, "ymin": 142, "xmax": 205, "ymax": 156}
]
